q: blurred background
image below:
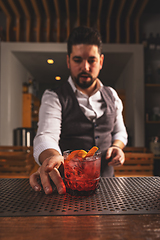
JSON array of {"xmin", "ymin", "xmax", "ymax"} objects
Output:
[{"xmin": 0, "ymin": 0, "xmax": 160, "ymax": 159}]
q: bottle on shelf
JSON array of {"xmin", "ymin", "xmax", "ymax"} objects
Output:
[
  {"xmin": 145, "ymin": 65, "xmax": 153, "ymax": 83},
  {"xmin": 148, "ymin": 33, "xmax": 156, "ymax": 50},
  {"xmin": 28, "ymin": 78, "xmax": 33, "ymax": 94},
  {"xmin": 23, "ymin": 82, "xmax": 28, "ymax": 93},
  {"xmin": 156, "ymin": 65, "xmax": 160, "ymax": 83},
  {"xmin": 155, "ymin": 33, "xmax": 160, "ymax": 50}
]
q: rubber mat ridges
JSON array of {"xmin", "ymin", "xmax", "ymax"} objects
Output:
[{"xmin": 0, "ymin": 177, "xmax": 160, "ymax": 216}]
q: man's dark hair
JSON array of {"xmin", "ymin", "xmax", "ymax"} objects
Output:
[{"xmin": 67, "ymin": 26, "xmax": 102, "ymax": 56}]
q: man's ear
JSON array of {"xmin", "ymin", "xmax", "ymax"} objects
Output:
[
  {"xmin": 67, "ymin": 55, "xmax": 70, "ymax": 69},
  {"xmin": 100, "ymin": 54, "xmax": 104, "ymax": 70}
]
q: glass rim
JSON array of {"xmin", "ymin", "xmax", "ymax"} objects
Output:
[
  {"xmin": 63, "ymin": 150, "xmax": 101, "ymax": 162},
  {"xmin": 63, "ymin": 149, "xmax": 101, "ymax": 154}
]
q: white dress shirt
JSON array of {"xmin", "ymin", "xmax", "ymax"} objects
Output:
[{"xmin": 34, "ymin": 76, "xmax": 128, "ymax": 165}]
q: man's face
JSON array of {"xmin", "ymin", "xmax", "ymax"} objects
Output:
[{"xmin": 67, "ymin": 44, "xmax": 104, "ymax": 89}]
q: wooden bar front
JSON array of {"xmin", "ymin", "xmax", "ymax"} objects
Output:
[{"xmin": 0, "ymin": 215, "xmax": 160, "ymax": 240}]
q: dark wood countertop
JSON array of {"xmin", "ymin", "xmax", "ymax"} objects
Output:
[{"xmin": 0, "ymin": 214, "xmax": 160, "ymax": 240}]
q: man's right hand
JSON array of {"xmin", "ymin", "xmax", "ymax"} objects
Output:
[{"xmin": 29, "ymin": 155, "xmax": 66, "ymax": 195}]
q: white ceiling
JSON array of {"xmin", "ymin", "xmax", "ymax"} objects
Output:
[{"xmin": 13, "ymin": 51, "xmax": 132, "ymax": 88}]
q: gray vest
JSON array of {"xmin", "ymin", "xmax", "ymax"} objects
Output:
[{"xmin": 54, "ymin": 82, "xmax": 116, "ymax": 177}]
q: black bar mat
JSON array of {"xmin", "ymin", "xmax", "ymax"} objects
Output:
[{"xmin": 0, "ymin": 177, "xmax": 160, "ymax": 216}]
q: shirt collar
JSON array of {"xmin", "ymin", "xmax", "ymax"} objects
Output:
[{"xmin": 68, "ymin": 76, "xmax": 103, "ymax": 95}]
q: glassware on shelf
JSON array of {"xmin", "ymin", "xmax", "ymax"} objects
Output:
[
  {"xmin": 150, "ymin": 136, "xmax": 160, "ymax": 156},
  {"xmin": 152, "ymin": 107, "xmax": 160, "ymax": 121}
]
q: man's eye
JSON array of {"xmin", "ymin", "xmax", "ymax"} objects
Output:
[
  {"xmin": 88, "ymin": 59, "xmax": 96, "ymax": 64},
  {"xmin": 74, "ymin": 59, "xmax": 82, "ymax": 63}
]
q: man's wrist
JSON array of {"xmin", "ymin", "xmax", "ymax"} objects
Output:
[
  {"xmin": 39, "ymin": 149, "xmax": 61, "ymax": 165},
  {"xmin": 111, "ymin": 144, "xmax": 122, "ymax": 150}
]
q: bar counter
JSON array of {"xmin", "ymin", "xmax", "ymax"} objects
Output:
[
  {"xmin": 0, "ymin": 177, "xmax": 160, "ymax": 240},
  {"xmin": 0, "ymin": 214, "xmax": 160, "ymax": 240}
]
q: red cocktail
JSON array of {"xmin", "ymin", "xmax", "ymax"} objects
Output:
[{"xmin": 63, "ymin": 148, "xmax": 101, "ymax": 196}]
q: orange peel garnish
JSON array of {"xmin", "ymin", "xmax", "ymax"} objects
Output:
[
  {"xmin": 85, "ymin": 146, "xmax": 98, "ymax": 157},
  {"xmin": 77, "ymin": 150, "xmax": 87, "ymax": 158},
  {"xmin": 66, "ymin": 147, "xmax": 98, "ymax": 162},
  {"xmin": 66, "ymin": 150, "xmax": 80, "ymax": 162}
]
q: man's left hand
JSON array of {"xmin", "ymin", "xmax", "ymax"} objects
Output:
[{"xmin": 106, "ymin": 146, "xmax": 125, "ymax": 166}]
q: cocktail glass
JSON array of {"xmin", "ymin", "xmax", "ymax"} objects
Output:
[{"xmin": 63, "ymin": 150, "xmax": 101, "ymax": 196}]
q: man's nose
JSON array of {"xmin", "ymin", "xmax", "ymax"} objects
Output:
[{"xmin": 82, "ymin": 60, "xmax": 90, "ymax": 71}]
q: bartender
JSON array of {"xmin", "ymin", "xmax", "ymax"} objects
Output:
[{"xmin": 29, "ymin": 26, "xmax": 128, "ymax": 194}]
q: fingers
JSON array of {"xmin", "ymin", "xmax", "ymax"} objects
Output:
[
  {"xmin": 49, "ymin": 168, "xmax": 66, "ymax": 194},
  {"xmin": 108, "ymin": 156, "xmax": 124, "ymax": 166},
  {"xmin": 44, "ymin": 155, "xmax": 64, "ymax": 173},
  {"xmin": 106, "ymin": 147, "xmax": 125, "ymax": 167},
  {"xmin": 29, "ymin": 155, "xmax": 66, "ymax": 195},
  {"xmin": 29, "ymin": 167, "xmax": 42, "ymax": 192},
  {"xmin": 40, "ymin": 166, "xmax": 53, "ymax": 194},
  {"xmin": 40, "ymin": 167, "xmax": 66, "ymax": 194},
  {"xmin": 105, "ymin": 147, "xmax": 112, "ymax": 160},
  {"xmin": 40, "ymin": 155, "xmax": 66, "ymax": 194}
]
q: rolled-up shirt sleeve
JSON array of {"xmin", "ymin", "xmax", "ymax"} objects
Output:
[
  {"xmin": 109, "ymin": 87, "xmax": 128, "ymax": 146},
  {"xmin": 33, "ymin": 89, "xmax": 62, "ymax": 165}
]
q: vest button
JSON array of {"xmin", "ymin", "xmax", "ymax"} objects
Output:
[{"xmin": 95, "ymin": 136, "xmax": 99, "ymax": 139}]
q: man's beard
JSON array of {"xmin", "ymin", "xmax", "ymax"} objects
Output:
[{"xmin": 72, "ymin": 71, "xmax": 96, "ymax": 89}]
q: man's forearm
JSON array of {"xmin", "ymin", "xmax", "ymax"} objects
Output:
[{"xmin": 39, "ymin": 149, "xmax": 61, "ymax": 165}]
